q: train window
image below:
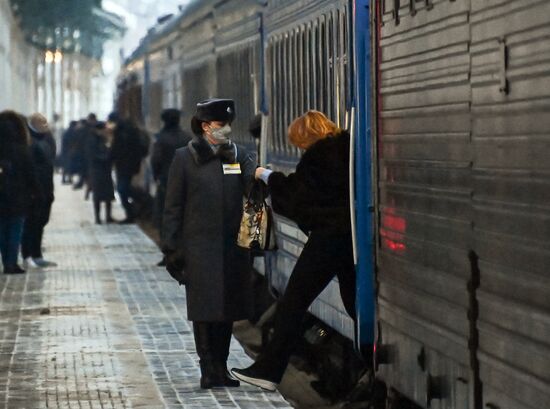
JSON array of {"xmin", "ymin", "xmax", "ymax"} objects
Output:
[
  {"xmin": 310, "ymin": 23, "xmax": 317, "ymax": 112},
  {"xmin": 298, "ymin": 27, "xmax": 305, "ymax": 116},
  {"xmin": 288, "ymin": 30, "xmax": 295, "ymax": 145},
  {"xmin": 287, "ymin": 31, "xmax": 294, "ymax": 156},
  {"xmin": 343, "ymin": 6, "xmax": 350, "ymax": 125},
  {"xmin": 276, "ymin": 37, "xmax": 284, "ymax": 155},
  {"xmin": 267, "ymin": 40, "xmax": 275, "ymax": 154},
  {"xmin": 327, "ymin": 12, "xmax": 335, "ymax": 122},
  {"xmin": 318, "ymin": 16, "xmax": 327, "ymax": 115},
  {"xmin": 304, "ymin": 25, "xmax": 311, "ymax": 111},
  {"xmin": 271, "ymin": 40, "xmax": 278, "ymax": 155},
  {"xmin": 215, "ymin": 44, "xmax": 256, "ymax": 148}
]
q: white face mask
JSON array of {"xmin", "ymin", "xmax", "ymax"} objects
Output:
[{"xmin": 209, "ymin": 124, "xmax": 232, "ymax": 144}]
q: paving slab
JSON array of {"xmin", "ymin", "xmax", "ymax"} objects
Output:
[{"xmin": 0, "ymin": 180, "xmax": 292, "ymax": 409}]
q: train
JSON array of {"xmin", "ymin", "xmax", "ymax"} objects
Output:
[{"xmin": 115, "ymin": 1, "xmax": 550, "ymax": 408}]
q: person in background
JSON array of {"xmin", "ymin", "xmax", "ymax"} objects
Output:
[
  {"xmin": 248, "ymin": 113, "xmax": 262, "ymax": 159},
  {"xmin": 162, "ymin": 98, "xmax": 256, "ymax": 389},
  {"xmin": 0, "ymin": 111, "xmax": 40, "ymax": 275},
  {"xmin": 60, "ymin": 120, "xmax": 78, "ymax": 184},
  {"xmin": 83, "ymin": 113, "xmax": 98, "ymax": 200},
  {"xmin": 231, "ymin": 110, "xmax": 356, "ymax": 391},
  {"xmin": 22, "ymin": 113, "xmax": 58, "ymax": 269},
  {"xmin": 109, "ymin": 113, "xmax": 149, "ymax": 224},
  {"xmin": 151, "ymin": 108, "xmax": 192, "ymax": 266},
  {"xmin": 89, "ymin": 122, "xmax": 116, "ymax": 224},
  {"xmin": 71, "ymin": 119, "xmax": 87, "ymax": 189}
]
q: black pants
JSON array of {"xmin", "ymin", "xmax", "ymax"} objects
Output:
[
  {"xmin": 258, "ymin": 231, "xmax": 356, "ymax": 382},
  {"xmin": 153, "ymin": 183, "xmax": 167, "ymax": 233},
  {"xmin": 116, "ymin": 172, "xmax": 135, "ymax": 219},
  {"xmin": 93, "ymin": 200, "xmax": 112, "ymax": 222},
  {"xmin": 22, "ymin": 200, "xmax": 53, "ymax": 259}
]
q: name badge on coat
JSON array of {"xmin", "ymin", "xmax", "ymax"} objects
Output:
[{"xmin": 222, "ymin": 163, "xmax": 242, "ymax": 175}]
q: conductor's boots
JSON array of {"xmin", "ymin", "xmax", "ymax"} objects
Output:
[{"xmin": 199, "ymin": 360, "xmax": 240, "ymax": 389}]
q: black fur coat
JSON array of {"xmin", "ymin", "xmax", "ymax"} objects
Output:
[{"xmin": 268, "ymin": 131, "xmax": 351, "ymax": 235}]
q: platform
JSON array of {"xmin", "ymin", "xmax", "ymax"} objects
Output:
[{"xmin": 0, "ymin": 180, "xmax": 292, "ymax": 409}]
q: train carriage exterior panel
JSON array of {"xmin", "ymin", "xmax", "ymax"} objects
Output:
[
  {"xmin": 375, "ymin": 1, "xmax": 475, "ymax": 408},
  {"xmin": 214, "ymin": 0, "xmax": 262, "ymax": 150},
  {"xmin": 375, "ymin": 0, "xmax": 550, "ymax": 408},
  {"xmin": 470, "ymin": 1, "xmax": 550, "ymax": 408}
]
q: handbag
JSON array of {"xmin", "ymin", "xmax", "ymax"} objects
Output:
[{"xmin": 237, "ymin": 182, "xmax": 277, "ymax": 251}]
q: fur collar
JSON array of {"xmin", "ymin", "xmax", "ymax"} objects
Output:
[
  {"xmin": 188, "ymin": 136, "xmax": 237, "ymax": 165},
  {"xmin": 188, "ymin": 136, "xmax": 216, "ymax": 165}
]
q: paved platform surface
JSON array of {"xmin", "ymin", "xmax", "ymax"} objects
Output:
[{"xmin": 0, "ymin": 181, "xmax": 292, "ymax": 409}]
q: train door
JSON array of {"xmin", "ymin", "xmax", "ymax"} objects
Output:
[{"xmin": 352, "ymin": 0, "xmax": 376, "ymax": 353}]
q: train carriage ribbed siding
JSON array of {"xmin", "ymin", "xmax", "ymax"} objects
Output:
[
  {"xmin": 471, "ymin": 2, "xmax": 550, "ymax": 409},
  {"xmin": 375, "ymin": 1, "xmax": 475, "ymax": 408},
  {"xmin": 375, "ymin": 0, "xmax": 550, "ymax": 408}
]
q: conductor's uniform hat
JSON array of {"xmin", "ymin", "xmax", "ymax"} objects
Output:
[{"xmin": 191, "ymin": 98, "xmax": 235, "ymax": 135}]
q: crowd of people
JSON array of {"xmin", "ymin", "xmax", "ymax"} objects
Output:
[
  {"xmin": 59, "ymin": 112, "xmax": 151, "ymax": 224},
  {"xmin": 0, "ymin": 101, "xmax": 355, "ymax": 394}
]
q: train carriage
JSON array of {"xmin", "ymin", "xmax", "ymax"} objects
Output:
[{"xmin": 373, "ymin": 1, "xmax": 550, "ymax": 408}]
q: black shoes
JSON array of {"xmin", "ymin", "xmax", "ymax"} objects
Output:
[
  {"xmin": 231, "ymin": 362, "xmax": 279, "ymax": 391},
  {"xmin": 3, "ymin": 265, "xmax": 26, "ymax": 275}
]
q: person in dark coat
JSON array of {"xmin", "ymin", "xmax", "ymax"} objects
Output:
[
  {"xmin": 61, "ymin": 121, "xmax": 78, "ymax": 184},
  {"xmin": 22, "ymin": 113, "xmax": 58, "ymax": 269},
  {"xmin": 110, "ymin": 113, "xmax": 149, "ymax": 223},
  {"xmin": 0, "ymin": 111, "xmax": 41, "ymax": 274},
  {"xmin": 73, "ymin": 114, "xmax": 97, "ymax": 195},
  {"xmin": 162, "ymin": 98, "xmax": 256, "ymax": 389},
  {"xmin": 151, "ymin": 109, "xmax": 192, "ymax": 226},
  {"xmin": 151, "ymin": 108, "xmax": 192, "ymax": 265},
  {"xmin": 89, "ymin": 122, "xmax": 116, "ymax": 224},
  {"xmin": 231, "ymin": 110, "xmax": 356, "ymax": 391}
]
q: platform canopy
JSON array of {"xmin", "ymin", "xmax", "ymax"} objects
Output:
[{"xmin": 10, "ymin": 0, "xmax": 126, "ymax": 59}]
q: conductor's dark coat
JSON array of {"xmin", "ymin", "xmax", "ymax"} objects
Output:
[{"xmin": 162, "ymin": 136, "xmax": 256, "ymax": 322}]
